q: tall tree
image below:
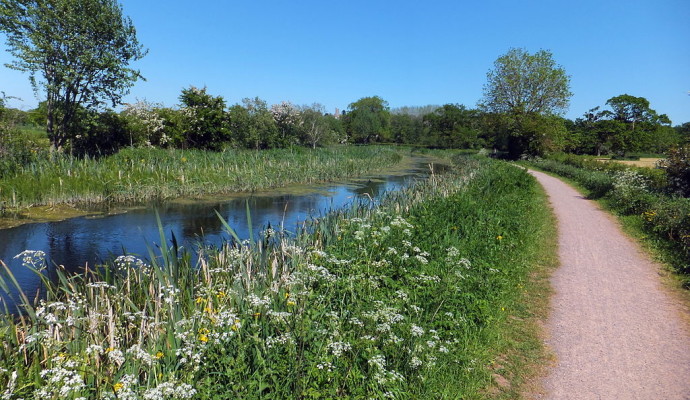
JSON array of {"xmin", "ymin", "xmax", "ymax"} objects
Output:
[
  {"xmin": 0, "ymin": 0, "xmax": 146, "ymax": 152},
  {"xmin": 344, "ymin": 96, "xmax": 391, "ymax": 144},
  {"xmin": 481, "ymin": 48, "xmax": 572, "ymax": 157}
]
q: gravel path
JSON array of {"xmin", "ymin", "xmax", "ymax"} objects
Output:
[{"xmin": 529, "ymin": 170, "xmax": 690, "ymax": 400}]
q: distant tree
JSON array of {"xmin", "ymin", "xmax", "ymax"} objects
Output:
[
  {"xmin": 604, "ymin": 94, "xmax": 675, "ymax": 155},
  {"xmin": 270, "ymin": 101, "xmax": 301, "ymax": 147},
  {"xmin": 344, "ymin": 96, "xmax": 391, "ymax": 144},
  {"xmin": 390, "ymin": 113, "xmax": 423, "ymax": 144},
  {"xmin": 179, "ymin": 86, "xmax": 229, "ymax": 150},
  {"xmin": 675, "ymin": 122, "xmax": 690, "ymax": 144},
  {"xmin": 0, "ymin": 0, "xmax": 147, "ymax": 152},
  {"xmin": 481, "ymin": 48, "xmax": 572, "ymax": 157},
  {"xmin": 122, "ymin": 99, "xmax": 166, "ymax": 147},
  {"xmin": 298, "ymin": 103, "xmax": 338, "ymax": 149},
  {"xmin": 228, "ymin": 98, "xmax": 279, "ymax": 150},
  {"xmin": 423, "ymin": 104, "xmax": 482, "ymax": 149}
]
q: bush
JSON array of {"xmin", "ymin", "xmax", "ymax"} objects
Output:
[{"xmin": 659, "ymin": 147, "xmax": 690, "ymax": 197}]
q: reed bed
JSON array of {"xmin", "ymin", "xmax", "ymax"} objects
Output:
[
  {"xmin": 0, "ymin": 146, "xmax": 402, "ymax": 210},
  {"xmin": 0, "ymin": 156, "xmax": 552, "ymax": 399}
]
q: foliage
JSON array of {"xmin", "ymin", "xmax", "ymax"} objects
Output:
[
  {"xmin": 344, "ymin": 96, "xmax": 391, "ymax": 144},
  {"xmin": 121, "ymin": 99, "xmax": 168, "ymax": 147},
  {"xmin": 481, "ymin": 48, "xmax": 571, "ymax": 116},
  {"xmin": 297, "ymin": 104, "xmax": 341, "ymax": 148},
  {"xmin": 179, "ymin": 86, "xmax": 229, "ymax": 150},
  {"xmin": 658, "ymin": 147, "xmax": 690, "ymax": 197},
  {"xmin": 0, "ymin": 0, "xmax": 146, "ymax": 151},
  {"xmin": 480, "ymin": 48, "xmax": 572, "ymax": 157},
  {"xmin": 422, "ymin": 104, "xmax": 483, "ymax": 149},
  {"xmin": 0, "ymin": 156, "xmax": 553, "ymax": 398},
  {"xmin": 570, "ymin": 95, "xmax": 679, "ymax": 156}
]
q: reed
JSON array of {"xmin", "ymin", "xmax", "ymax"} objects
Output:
[
  {"xmin": 0, "ymin": 146, "xmax": 403, "ymax": 211},
  {"xmin": 0, "ymin": 156, "xmax": 554, "ymax": 399}
]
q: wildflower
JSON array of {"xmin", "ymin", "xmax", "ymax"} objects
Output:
[
  {"xmin": 496, "ymin": 235, "xmax": 503, "ymax": 241},
  {"xmin": 411, "ymin": 324, "xmax": 425, "ymax": 337},
  {"xmin": 113, "ymin": 382, "xmax": 124, "ymax": 392},
  {"xmin": 287, "ymin": 300, "xmax": 296, "ymax": 306},
  {"xmin": 155, "ymin": 351, "xmax": 164, "ymax": 359}
]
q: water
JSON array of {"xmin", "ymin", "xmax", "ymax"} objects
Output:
[{"xmin": 0, "ymin": 158, "xmax": 446, "ymax": 298}]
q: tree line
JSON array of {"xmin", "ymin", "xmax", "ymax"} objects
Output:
[{"xmin": 0, "ymin": 0, "xmax": 688, "ymax": 161}]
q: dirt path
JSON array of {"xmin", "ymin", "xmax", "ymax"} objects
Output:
[{"xmin": 528, "ymin": 170, "xmax": 690, "ymax": 400}]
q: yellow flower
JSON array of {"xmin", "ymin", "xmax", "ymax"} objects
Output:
[
  {"xmin": 496, "ymin": 235, "xmax": 503, "ymax": 241},
  {"xmin": 105, "ymin": 347, "xmax": 115, "ymax": 353},
  {"xmin": 155, "ymin": 351, "xmax": 164, "ymax": 359},
  {"xmin": 216, "ymin": 291, "xmax": 226, "ymax": 298},
  {"xmin": 181, "ymin": 157, "xmax": 187, "ymax": 163},
  {"xmin": 284, "ymin": 292, "xmax": 290, "ymax": 299},
  {"xmin": 198, "ymin": 327, "xmax": 210, "ymax": 335},
  {"xmin": 114, "ymin": 382, "xmax": 124, "ymax": 392},
  {"xmin": 198, "ymin": 334, "xmax": 209, "ymax": 343},
  {"xmin": 287, "ymin": 300, "xmax": 296, "ymax": 307},
  {"xmin": 195, "ymin": 297, "xmax": 205, "ymax": 304},
  {"xmin": 253, "ymin": 312, "xmax": 261, "ymax": 318}
]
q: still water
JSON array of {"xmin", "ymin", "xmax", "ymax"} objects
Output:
[{"xmin": 0, "ymin": 158, "xmax": 445, "ymax": 297}]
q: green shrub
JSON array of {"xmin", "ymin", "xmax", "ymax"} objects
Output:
[{"xmin": 659, "ymin": 147, "xmax": 690, "ymax": 197}]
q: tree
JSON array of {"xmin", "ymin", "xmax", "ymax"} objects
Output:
[
  {"xmin": 344, "ymin": 96, "xmax": 391, "ymax": 144},
  {"xmin": 0, "ymin": 0, "xmax": 146, "ymax": 152},
  {"xmin": 179, "ymin": 86, "xmax": 229, "ymax": 150},
  {"xmin": 481, "ymin": 48, "xmax": 572, "ymax": 157},
  {"xmin": 423, "ymin": 104, "xmax": 482, "ymax": 149}
]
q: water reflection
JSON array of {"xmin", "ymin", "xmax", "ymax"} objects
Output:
[{"xmin": 0, "ymin": 159, "xmax": 446, "ymax": 299}]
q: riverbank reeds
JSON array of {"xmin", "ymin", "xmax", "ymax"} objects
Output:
[
  {"xmin": 0, "ymin": 156, "xmax": 553, "ymax": 399},
  {"xmin": 0, "ymin": 146, "xmax": 403, "ymax": 211}
]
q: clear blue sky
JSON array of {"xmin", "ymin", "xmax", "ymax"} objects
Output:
[{"xmin": 1, "ymin": 0, "xmax": 689, "ymax": 124}]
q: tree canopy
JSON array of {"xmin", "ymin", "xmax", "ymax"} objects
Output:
[
  {"xmin": 481, "ymin": 48, "xmax": 572, "ymax": 116},
  {"xmin": 344, "ymin": 96, "xmax": 391, "ymax": 144},
  {"xmin": 0, "ymin": 0, "xmax": 146, "ymax": 151},
  {"xmin": 481, "ymin": 48, "xmax": 572, "ymax": 157}
]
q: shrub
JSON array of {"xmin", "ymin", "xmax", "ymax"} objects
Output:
[{"xmin": 659, "ymin": 147, "xmax": 690, "ymax": 197}]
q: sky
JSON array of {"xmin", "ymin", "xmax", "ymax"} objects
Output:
[{"xmin": 1, "ymin": 0, "xmax": 689, "ymax": 124}]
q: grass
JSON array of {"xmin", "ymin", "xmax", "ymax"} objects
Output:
[
  {"xmin": 0, "ymin": 155, "xmax": 555, "ymax": 399},
  {"xmin": 0, "ymin": 146, "xmax": 405, "ymax": 212}
]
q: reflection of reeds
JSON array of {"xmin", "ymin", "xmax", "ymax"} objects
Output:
[
  {"xmin": 0, "ymin": 156, "xmax": 553, "ymax": 398},
  {"xmin": 0, "ymin": 146, "xmax": 402, "ymax": 211}
]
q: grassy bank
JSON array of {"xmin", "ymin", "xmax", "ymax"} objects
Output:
[
  {"xmin": 0, "ymin": 156, "xmax": 554, "ymax": 399},
  {"xmin": 0, "ymin": 146, "xmax": 403, "ymax": 211}
]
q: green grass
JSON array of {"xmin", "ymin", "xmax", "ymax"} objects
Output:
[
  {"xmin": 0, "ymin": 155, "xmax": 555, "ymax": 399},
  {"xmin": 0, "ymin": 146, "xmax": 405, "ymax": 211}
]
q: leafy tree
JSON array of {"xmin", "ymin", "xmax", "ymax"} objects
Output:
[
  {"xmin": 298, "ymin": 104, "xmax": 337, "ymax": 149},
  {"xmin": 423, "ymin": 104, "xmax": 482, "ymax": 149},
  {"xmin": 228, "ymin": 98, "xmax": 279, "ymax": 150},
  {"xmin": 390, "ymin": 113, "xmax": 423, "ymax": 144},
  {"xmin": 344, "ymin": 96, "xmax": 391, "ymax": 144},
  {"xmin": 481, "ymin": 48, "xmax": 572, "ymax": 157},
  {"xmin": 0, "ymin": 0, "xmax": 146, "ymax": 152},
  {"xmin": 675, "ymin": 122, "xmax": 690, "ymax": 144},
  {"xmin": 122, "ymin": 99, "xmax": 166, "ymax": 147},
  {"xmin": 270, "ymin": 101, "xmax": 301, "ymax": 147},
  {"xmin": 179, "ymin": 86, "xmax": 229, "ymax": 150}
]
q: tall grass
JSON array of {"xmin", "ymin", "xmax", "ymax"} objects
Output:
[
  {"xmin": 0, "ymin": 146, "xmax": 403, "ymax": 210},
  {"xmin": 0, "ymin": 156, "xmax": 552, "ymax": 399}
]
